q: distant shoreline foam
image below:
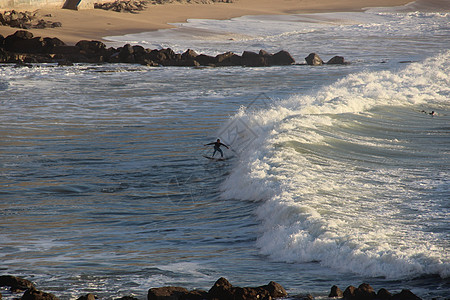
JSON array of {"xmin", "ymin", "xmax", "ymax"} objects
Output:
[{"xmin": 0, "ymin": 0, "xmax": 415, "ymax": 45}]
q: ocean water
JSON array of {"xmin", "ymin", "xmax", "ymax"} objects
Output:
[{"xmin": 1, "ymin": 2, "xmax": 449, "ymax": 300}]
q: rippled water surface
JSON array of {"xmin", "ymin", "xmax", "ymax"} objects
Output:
[{"xmin": 1, "ymin": 7, "xmax": 449, "ymax": 300}]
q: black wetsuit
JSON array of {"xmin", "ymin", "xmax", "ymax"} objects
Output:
[{"xmin": 207, "ymin": 141, "xmax": 227, "ymax": 157}]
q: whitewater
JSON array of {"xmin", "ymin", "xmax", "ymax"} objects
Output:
[
  {"xmin": 221, "ymin": 51, "xmax": 449, "ymax": 279},
  {"xmin": 1, "ymin": 2, "xmax": 449, "ymax": 299}
]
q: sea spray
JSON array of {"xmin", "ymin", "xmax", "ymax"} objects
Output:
[{"xmin": 220, "ymin": 51, "xmax": 450, "ymax": 279}]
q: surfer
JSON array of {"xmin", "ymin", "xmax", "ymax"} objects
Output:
[
  {"xmin": 204, "ymin": 139, "xmax": 229, "ymax": 158},
  {"xmin": 421, "ymin": 110, "xmax": 436, "ymax": 116}
]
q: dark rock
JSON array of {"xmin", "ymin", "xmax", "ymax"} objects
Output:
[
  {"xmin": 3, "ymin": 31, "xmax": 49, "ymax": 53},
  {"xmin": 57, "ymin": 60, "xmax": 74, "ymax": 66},
  {"xmin": 207, "ymin": 277, "xmax": 287, "ymax": 300},
  {"xmin": 215, "ymin": 51, "xmax": 234, "ymax": 63},
  {"xmin": 343, "ymin": 283, "xmax": 377, "ymax": 300},
  {"xmin": 355, "ymin": 283, "xmax": 376, "ymax": 300},
  {"xmin": 51, "ymin": 22, "xmax": 62, "ymax": 28},
  {"xmin": 233, "ymin": 286, "xmax": 271, "ymax": 300},
  {"xmin": 77, "ymin": 294, "xmax": 96, "ymax": 300},
  {"xmin": 392, "ymin": 289, "xmax": 421, "ymax": 300},
  {"xmin": 0, "ymin": 275, "xmax": 35, "ymax": 292},
  {"xmin": 241, "ymin": 50, "xmax": 266, "ymax": 67},
  {"xmin": 179, "ymin": 290, "xmax": 208, "ymax": 300},
  {"xmin": 272, "ymin": 50, "xmax": 295, "ymax": 65},
  {"xmin": 215, "ymin": 51, "xmax": 242, "ymax": 66},
  {"xmin": 141, "ymin": 59, "xmax": 160, "ymax": 67},
  {"xmin": 195, "ymin": 54, "xmax": 217, "ymax": 66},
  {"xmin": 159, "ymin": 48, "xmax": 176, "ymax": 60},
  {"xmin": 329, "ymin": 285, "xmax": 343, "ymax": 297},
  {"xmin": 22, "ymin": 287, "xmax": 59, "ymax": 300},
  {"xmin": 118, "ymin": 44, "xmax": 135, "ymax": 63},
  {"xmin": 181, "ymin": 49, "xmax": 198, "ymax": 60},
  {"xmin": 10, "ymin": 30, "xmax": 33, "ymax": 40},
  {"xmin": 305, "ymin": 53, "xmax": 323, "ymax": 65},
  {"xmin": 148, "ymin": 286, "xmax": 189, "ymax": 300},
  {"xmin": 43, "ymin": 37, "xmax": 65, "ymax": 52},
  {"xmin": 131, "ymin": 45, "xmax": 148, "ymax": 63},
  {"xmin": 208, "ymin": 277, "xmax": 234, "ymax": 300},
  {"xmin": 327, "ymin": 56, "xmax": 346, "ymax": 65},
  {"xmin": 377, "ymin": 288, "xmax": 392, "ymax": 300},
  {"xmin": 52, "ymin": 45, "xmax": 81, "ymax": 55},
  {"xmin": 261, "ymin": 281, "xmax": 287, "ymax": 298},
  {"xmin": 76, "ymin": 40, "xmax": 106, "ymax": 55},
  {"xmin": 343, "ymin": 285, "xmax": 356, "ymax": 299}
]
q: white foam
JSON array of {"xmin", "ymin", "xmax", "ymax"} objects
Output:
[{"xmin": 219, "ymin": 52, "xmax": 450, "ymax": 279}]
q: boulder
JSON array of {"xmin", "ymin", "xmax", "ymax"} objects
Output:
[
  {"xmin": 241, "ymin": 50, "xmax": 266, "ymax": 66},
  {"xmin": 208, "ymin": 277, "xmax": 287, "ymax": 300},
  {"xmin": 11, "ymin": 30, "xmax": 34, "ymax": 40},
  {"xmin": 215, "ymin": 52, "xmax": 242, "ymax": 66},
  {"xmin": 260, "ymin": 281, "xmax": 287, "ymax": 298},
  {"xmin": 51, "ymin": 45, "xmax": 81, "ymax": 55},
  {"xmin": 329, "ymin": 285, "xmax": 343, "ymax": 297},
  {"xmin": 377, "ymin": 288, "xmax": 392, "ymax": 300},
  {"xmin": 179, "ymin": 290, "xmax": 207, "ymax": 300},
  {"xmin": 271, "ymin": 50, "xmax": 295, "ymax": 65},
  {"xmin": 77, "ymin": 294, "xmax": 96, "ymax": 300},
  {"xmin": 343, "ymin": 285, "xmax": 356, "ymax": 299},
  {"xmin": 208, "ymin": 277, "xmax": 234, "ymax": 300},
  {"xmin": 148, "ymin": 286, "xmax": 189, "ymax": 300},
  {"xmin": 118, "ymin": 44, "xmax": 135, "ymax": 63},
  {"xmin": 305, "ymin": 52, "xmax": 323, "ymax": 65},
  {"xmin": 181, "ymin": 49, "xmax": 198, "ymax": 60},
  {"xmin": 392, "ymin": 289, "xmax": 421, "ymax": 300},
  {"xmin": 0, "ymin": 275, "xmax": 35, "ymax": 292},
  {"xmin": 2, "ymin": 31, "xmax": 55, "ymax": 54},
  {"xmin": 326, "ymin": 56, "xmax": 346, "ymax": 65},
  {"xmin": 343, "ymin": 283, "xmax": 376, "ymax": 300},
  {"xmin": 76, "ymin": 40, "xmax": 106, "ymax": 56},
  {"xmin": 355, "ymin": 283, "xmax": 376, "ymax": 300},
  {"xmin": 195, "ymin": 54, "xmax": 217, "ymax": 66},
  {"xmin": 159, "ymin": 48, "xmax": 176, "ymax": 61},
  {"xmin": 43, "ymin": 37, "xmax": 65, "ymax": 52},
  {"xmin": 22, "ymin": 287, "xmax": 59, "ymax": 300},
  {"xmin": 233, "ymin": 286, "xmax": 271, "ymax": 300}
]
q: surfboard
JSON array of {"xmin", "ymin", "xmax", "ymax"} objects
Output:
[{"xmin": 202, "ymin": 155, "xmax": 230, "ymax": 161}]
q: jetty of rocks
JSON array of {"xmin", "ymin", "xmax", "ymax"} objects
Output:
[
  {"xmin": 0, "ymin": 275, "xmax": 424, "ymax": 300},
  {"xmin": 0, "ymin": 30, "xmax": 347, "ymax": 67}
]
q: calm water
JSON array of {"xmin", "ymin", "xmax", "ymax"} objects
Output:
[{"xmin": 1, "ymin": 3, "xmax": 449, "ymax": 299}]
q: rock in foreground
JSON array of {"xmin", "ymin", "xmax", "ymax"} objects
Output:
[{"xmin": 148, "ymin": 277, "xmax": 287, "ymax": 300}]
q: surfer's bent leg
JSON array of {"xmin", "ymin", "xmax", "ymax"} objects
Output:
[{"xmin": 218, "ymin": 148, "xmax": 224, "ymax": 157}]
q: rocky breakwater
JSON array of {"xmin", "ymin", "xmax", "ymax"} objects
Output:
[
  {"xmin": 0, "ymin": 275, "xmax": 426, "ymax": 300},
  {"xmin": 0, "ymin": 30, "xmax": 297, "ymax": 67},
  {"xmin": 0, "ymin": 11, "xmax": 62, "ymax": 29}
]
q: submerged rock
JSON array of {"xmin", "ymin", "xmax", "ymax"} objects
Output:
[
  {"xmin": 22, "ymin": 287, "xmax": 59, "ymax": 300},
  {"xmin": 305, "ymin": 52, "xmax": 323, "ymax": 65}
]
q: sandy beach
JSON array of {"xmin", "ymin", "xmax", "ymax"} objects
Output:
[{"xmin": 0, "ymin": 0, "xmax": 414, "ymax": 45}]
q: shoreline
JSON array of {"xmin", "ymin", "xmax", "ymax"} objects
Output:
[{"xmin": 0, "ymin": 0, "xmax": 413, "ymax": 45}]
